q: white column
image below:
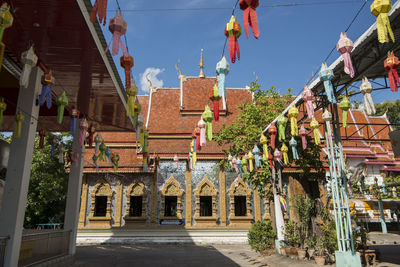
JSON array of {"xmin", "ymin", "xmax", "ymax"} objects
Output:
[
  {"xmin": 0, "ymin": 67, "xmax": 42, "ymax": 267},
  {"xmin": 64, "ymin": 118, "xmax": 85, "ymax": 255},
  {"xmin": 273, "ymin": 167, "xmax": 285, "ymax": 241}
]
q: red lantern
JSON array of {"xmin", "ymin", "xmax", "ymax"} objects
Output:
[
  {"xmin": 268, "ymin": 123, "xmax": 277, "ymax": 150},
  {"xmin": 90, "ymin": 0, "xmax": 108, "ymax": 26},
  {"xmin": 120, "ymin": 54, "xmax": 134, "ymax": 89},
  {"xmin": 39, "ymin": 129, "xmax": 46, "ymax": 149},
  {"xmin": 210, "ymin": 84, "xmax": 221, "ymax": 121},
  {"xmin": 224, "ymin": 16, "xmax": 241, "ymax": 63},
  {"xmin": 195, "ymin": 127, "xmax": 201, "ymax": 151},
  {"xmin": 268, "ymin": 151, "xmax": 274, "ymax": 169},
  {"xmin": 239, "ymin": 0, "xmax": 259, "ymax": 39},
  {"xmin": 88, "ymin": 125, "xmax": 96, "ymax": 148},
  {"xmin": 384, "ymin": 51, "xmax": 400, "ymax": 92},
  {"xmin": 108, "ymin": 12, "xmax": 127, "ymax": 56}
]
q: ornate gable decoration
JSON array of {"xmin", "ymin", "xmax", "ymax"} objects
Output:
[
  {"xmin": 194, "ymin": 176, "xmax": 217, "ymax": 197},
  {"xmin": 161, "ymin": 176, "xmax": 184, "ymax": 197}
]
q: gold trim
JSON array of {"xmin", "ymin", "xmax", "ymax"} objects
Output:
[
  {"xmin": 228, "ymin": 177, "xmax": 253, "ymax": 226},
  {"xmin": 124, "ymin": 181, "xmax": 148, "ymax": 226},
  {"xmin": 150, "ymin": 173, "xmax": 157, "ymax": 224},
  {"xmin": 186, "ymin": 170, "xmax": 192, "ymax": 226},
  {"xmin": 193, "ymin": 177, "xmax": 218, "ymax": 226},
  {"xmin": 114, "ymin": 182, "xmax": 123, "ymax": 227},
  {"xmin": 219, "ymin": 167, "xmax": 227, "ymax": 226},
  {"xmin": 78, "ymin": 175, "xmax": 88, "ymax": 228},
  {"xmin": 87, "ymin": 179, "xmax": 114, "ymax": 229},
  {"xmin": 160, "ymin": 176, "xmax": 184, "ymax": 220},
  {"xmin": 254, "ymin": 188, "xmax": 261, "ymax": 222}
]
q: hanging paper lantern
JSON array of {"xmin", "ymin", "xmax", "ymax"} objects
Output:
[
  {"xmin": 49, "ymin": 135, "xmax": 57, "ymax": 156},
  {"xmin": 108, "ymin": 12, "xmax": 128, "ymax": 56},
  {"xmin": 232, "ymin": 157, "xmax": 239, "ymax": 173},
  {"xmin": 198, "ymin": 118, "xmax": 206, "ymax": 146},
  {"xmin": 111, "ymin": 153, "xmax": 120, "ymax": 171},
  {"xmin": 155, "ymin": 154, "xmax": 160, "ymax": 167},
  {"xmin": 310, "ymin": 117, "xmax": 321, "ymax": 145},
  {"xmin": 337, "ymin": 32, "xmax": 355, "ymax": 78},
  {"xmin": 216, "ymin": 56, "xmax": 229, "ymax": 100},
  {"xmin": 302, "ymin": 85, "xmax": 314, "ymax": 119},
  {"xmin": 210, "ymin": 84, "xmax": 221, "ymax": 121},
  {"xmin": 120, "ymin": 54, "xmax": 133, "ymax": 89},
  {"xmin": 288, "ymin": 106, "xmax": 299, "ymax": 137},
  {"xmin": 39, "ymin": 129, "xmax": 46, "ymax": 149},
  {"xmin": 14, "ymin": 111, "xmax": 24, "ymax": 138},
  {"xmin": 289, "ymin": 137, "xmax": 299, "ymax": 160},
  {"xmin": 87, "ymin": 125, "xmax": 96, "ymax": 147},
  {"xmin": 268, "ymin": 151, "xmax": 274, "ymax": 169},
  {"xmin": 237, "ymin": 156, "xmax": 242, "ymax": 174},
  {"xmin": 79, "ymin": 118, "xmax": 88, "ymax": 146},
  {"xmin": 98, "ymin": 141, "xmax": 107, "ymax": 161},
  {"xmin": 277, "ymin": 116, "xmax": 287, "ymax": 142},
  {"xmin": 105, "ymin": 147, "xmax": 113, "ymax": 166},
  {"xmin": 94, "ymin": 134, "xmax": 102, "ymax": 153},
  {"xmin": 241, "ymin": 156, "xmax": 248, "ymax": 174},
  {"xmin": 339, "ymin": 96, "xmax": 351, "ymax": 128},
  {"xmin": 92, "ymin": 154, "xmax": 98, "ymax": 169},
  {"xmin": 274, "ymin": 148, "xmax": 283, "ymax": 166},
  {"xmin": 0, "ymin": 97, "xmax": 6, "ymax": 127},
  {"xmin": 319, "ymin": 63, "xmax": 336, "ymax": 104},
  {"xmin": 58, "ymin": 143, "xmax": 65, "ymax": 164},
  {"xmin": 143, "ymin": 129, "xmax": 149, "ymax": 153},
  {"xmin": 174, "ymin": 154, "xmax": 179, "ymax": 168},
  {"xmin": 371, "ymin": 0, "xmax": 395, "ymax": 43},
  {"xmin": 195, "ymin": 127, "xmax": 201, "ymax": 151},
  {"xmin": 0, "ymin": 3, "xmax": 13, "ymax": 71},
  {"xmin": 260, "ymin": 133, "xmax": 268, "ymax": 160},
  {"xmin": 56, "ymin": 91, "xmax": 68, "ymax": 124},
  {"xmin": 360, "ymin": 77, "xmax": 376, "ymax": 116},
  {"xmin": 240, "ymin": 0, "xmax": 260, "ymax": 39},
  {"xmin": 281, "ymin": 143, "xmax": 289, "ymax": 165},
  {"xmin": 90, "ymin": 0, "xmax": 108, "ymax": 25},
  {"xmin": 228, "ymin": 154, "xmax": 233, "ymax": 167},
  {"xmin": 202, "ymin": 105, "xmax": 213, "ymax": 141},
  {"xmin": 188, "ymin": 152, "xmax": 192, "ymax": 170},
  {"xmin": 247, "ymin": 151, "xmax": 254, "ymax": 171},
  {"xmin": 268, "ymin": 123, "xmax": 277, "ymax": 150},
  {"xmin": 191, "ymin": 140, "xmax": 197, "ymax": 169},
  {"xmin": 126, "ymin": 85, "xmax": 138, "ymax": 116},
  {"xmin": 136, "ymin": 114, "xmax": 144, "ymax": 143},
  {"xmin": 384, "ymin": 51, "xmax": 400, "ymax": 92},
  {"xmin": 39, "ymin": 71, "xmax": 54, "ymax": 109},
  {"xmin": 224, "ymin": 16, "xmax": 241, "ymax": 63},
  {"xmin": 252, "ymin": 145, "xmax": 261, "ymax": 169},
  {"xmin": 20, "ymin": 45, "xmax": 38, "ymax": 88},
  {"xmin": 70, "ymin": 107, "xmax": 79, "ymax": 135},
  {"xmin": 322, "ymin": 109, "xmax": 333, "ymax": 141},
  {"xmin": 299, "ymin": 125, "xmax": 307, "ymax": 150}
]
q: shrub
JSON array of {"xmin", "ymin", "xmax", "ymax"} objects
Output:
[{"xmin": 248, "ymin": 220, "xmax": 277, "ymax": 252}]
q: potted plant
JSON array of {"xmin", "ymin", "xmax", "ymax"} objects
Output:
[
  {"xmin": 247, "ymin": 220, "xmax": 277, "ymax": 255},
  {"xmin": 283, "ymin": 220, "xmax": 300, "ymax": 258},
  {"xmin": 294, "ymin": 195, "xmax": 315, "ymax": 260},
  {"xmin": 314, "ymin": 238, "xmax": 326, "ymax": 266},
  {"xmin": 306, "ymin": 234, "xmax": 317, "ymax": 259}
]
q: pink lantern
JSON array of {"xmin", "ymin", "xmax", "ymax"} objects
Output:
[
  {"xmin": 174, "ymin": 154, "xmax": 179, "ymax": 168},
  {"xmin": 302, "ymin": 85, "xmax": 314, "ymax": 119},
  {"xmin": 108, "ymin": 12, "xmax": 128, "ymax": 56},
  {"xmin": 337, "ymin": 32, "xmax": 355, "ymax": 78},
  {"xmin": 299, "ymin": 125, "xmax": 307, "ymax": 150}
]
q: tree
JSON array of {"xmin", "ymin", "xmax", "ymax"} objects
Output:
[
  {"xmin": 214, "ymin": 81, "xmax": 325, "ymax": 193},
  {"xmin": 375, "ymin": 99, "xmax": 400, "ymax": 129}
]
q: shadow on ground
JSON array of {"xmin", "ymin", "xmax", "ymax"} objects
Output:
[{"xmin": 369, "ymin": 244, "xmax": 400, "ymax": 266}]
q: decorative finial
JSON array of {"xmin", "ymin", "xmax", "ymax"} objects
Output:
[
  {"xmin": 146, "ymin": 73, "xmax": 157, "ymax": 93},
  {"xmin": 199, "ymin": 48, "xmax": 205, "ymax": 78},
  {"xmin": 175, "ymin": 59, "xmax": 183, "ymax": 79}
]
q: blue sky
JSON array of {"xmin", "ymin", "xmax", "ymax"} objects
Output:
[{"xmin": 95, "ymin": 0, "xmax": 395, "ymax": 104}]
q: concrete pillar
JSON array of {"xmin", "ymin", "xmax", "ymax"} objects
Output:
[
  {"xmin": 0, "ymin": 67, "xmax": 42, "ymax": 267},
  {"xmin": 273, "ymin": 167, "xmax": 285, "ymax": 241},
  {"xmin": 150, "ymin": 172, "xmax": 157, "ymax": 224},
  {"xmin": 114, "ymin": 181, "xmax": 123, "ymax": 227},
  {"xmin": 254, "ymin": 188, "xmax": 261, "ymax": 222},
  {"xmin": 219, "ymin": 167, "xmax": 227, "ymax": 226},
  {"xmin": 64, "ymin": 118, "xmax": 85, "ymax": 255}
]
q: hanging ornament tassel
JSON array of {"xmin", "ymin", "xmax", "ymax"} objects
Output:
[
  {"xmin": 56, "ymin": 91, "xmax": 68, "ymax": 124},
  {"xmin": 188, "ymin": 152, "xmax": 192, "ymax": 170},
  {"xmin": 94, "ymin": 134, "xmax": 102, "ymax": 153},
  {"xmin": 277, "ymin": 116, "xmax": 287, "ymax": 142},
  {"xmin": 289, "ymin": 137, "xmax": 299, "ymax": 160},
  {"xmin": 92, "ymin": 154, "xmax": 99, "ymax": 169},
  {"xmin": 98, "ymin": 141, "xmax": 107, "ymax": 161},
  {"xmin": 299, "ymin": 125, "xmax": 307, "ymax": 150},
  {"xmin": 191, "ymin": 140, "xmax": 197, "ymax": 169},
  {"xmin": 339, "ymin": 96, "xmax": 351, "ymax": 128},
  {"xmin": 225, "ymin": 16, "xmax": 241, "ymax": 63},
  {"xmin": 232, "ymin": 157, "xmax": 239, "ymax": 173},
  {"xmin": 247, "ymin": 151, "xmax": 254, "ymax": 171},
  {"xmin": 202, "ymin": 105, "xmax": 213, "ymax": 141},
  {"xmin": 174, "ymin": 154, "xmax": 179, "ymax": 168},
  {"xmin": 0, "ymin": 3, "xmax": 13, "ymax": 71},
  {"xmin": 268, "ymin": 123, "xmax": 277, "ymax": 150},
  {"xmin": 120, "ymin": 54, "xmax": 133, "ymax": 89},
  {"xmin": 260, "ymin": 133, "xmax": 268, "ymax": 160},
  {"xmin": 323, "ymin": 109, "xmax": 333, "ymax": 142},
  {"xmin": 281, "ymin": 143, "xmax": 289, "ymax": 165},
  {"xmin": 49, "ymin": 136, "xmax": 57, "ymax": 156},
  {"xmin": 39, "ymin": 129, "xmax": 46, "ymax": 149},
  {"xmin": 210, "ymin": 84, "xmax": 221, "ymax": 121},
  {"xmin": 70, "ymin": 107, "xmax": 79, "ymax": 135},
  {"xmin": 274, "ymin": 148, "xmax": 283, "ymax": 166},
  {"xmin": 288, "ymin": 105, "xmax": 299, "ymax": 137},
  {"xmin": 79, "ymin": 118, "xmax": 88, "ymax": 146},
  {"xmin": 337, "ymin": 32, "xmax": 355, "ymax": 78},
  {"xmin": 20, "ymin": 46, "xmax": 38, "ymax": 88},
  {"xmin": 371, "ymin": 0, "xmax": 395, "ymax": 43},
  {"xmin": 360, "ymin": 77, "xmax": 376, "ymax": 115},
  {"xmin": 241, "ymin": 156, "xmax": 248, "ymax": 174},
  {"xmin": 240, "ymin": 0, "xmax": 260, "ymax": 39},
  {"xmin": 216, "ymin": 56, "xmax": 229, "ymax": 102},
  {"xmin": 111, "ymin": 153, "xmax": 119, "ymax": 171},
  {"xmin": 195, "ymin": 127, "xmax": 201, "ymax": 151},
  {"xmin": 107, "ymin": 12, "xmax": 128, "ymax": 56},
  {"xmin": 268, "ymin": 151, "xmax": 274, "ymax": 169},
  {"xmin": 319, "ymin": 63, "xmax": 336, "ymax": 104},
  {"xmin": 90, "ymin": 0, "xmax": 108, "ymax": 26},
  {"xmin": 302, "ymin": 85, "xmax": 314, "ymax": 119},
  {"xmin": 58, "ymin": 143, "xmax": 65, "ymax": 164},
  {"xmin": 237, "ymin": 157, "xmax": 242, "ymax": 174},
  {"xmin": 252, "ymin": 145, "xmax": 261, "ymax": 169},
  {"xmin": 39, "ymin": 71, "xmax": 54, "ymax": 109},
  {"xmin": 198, "ymin": 119, "xmax": 206, "ymax": 146},
  {"xmin": 310, "ymin": 117, "xmax": 321, "ymax": 145},
  {"xmin": 126, "ymin": 84, "xmax": 138, "ymax": 116},
  {"xmin": 14, "ymin": 111, "xmax": 24, "ymax": 138},
  {"xmin": 88, "ymin": 125, "xmax": 96, "ymax": 147},
  {"xmin": 0, "ymin": 98, "xmax": 6, "ymax": 127},
  {"xmin": 105, "ymin": 147, "xmax": 113, "ymax": 166},
  {"xmin": 384, "ymin": 51, "xmax": 400, "ymax": 92}
]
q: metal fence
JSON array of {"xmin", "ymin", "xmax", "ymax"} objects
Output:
[
  {"xmin": 0, "ymin": 236, "xmax": 8, "ymax": 267},
  {"xmin": 18, "ymin": 230, "xmax": 71, "ymax": 267}
]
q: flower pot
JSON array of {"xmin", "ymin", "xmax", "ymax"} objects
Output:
[
  {"xmin": 297, "ymin": 248, "xmax": 307, "ymax": 260},
  {"xmin": 284, "ymin": 247, "xmax": 291, "ymax": 256},
  {"xmin": 314, "ymin": 255, "xmax": 326, "ymax": 266},
  {"xmin": 307, "ymin": 249, "xmax": 315, "ymax": 259},
  {"xmin": 289, "ymin": 247, "xmax": 298, "ymax": 259},
  {"xmin": 280, "ymin": 247, "xmax": 286, "ymax": 256},
  {"xmin": 261, "ymin": 248, "xmax": 275, "ymax": 256}
]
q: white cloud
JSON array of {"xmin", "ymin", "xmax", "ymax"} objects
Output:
[{"xmin": 140, "ymin": 67, "xmax": 165, "ymax": 93}]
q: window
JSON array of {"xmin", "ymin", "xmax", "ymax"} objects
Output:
[
  {"xmin": 129, "ymin": 196, "xmax": 143, "ymax": 217},
  {"xmin": 234, "ymin": 196, "xmax": 247, "ymax": 216},
  {"xmin": 200, "ymin": 196, "xmax": 212, "ymax": 216},
  {"xmin": 164, "ymin": 196, "xmax": 177, "ymax": 217},
  {"xmin": 94, "ymin": 196, "xmax": 107, "ymax": 217}
]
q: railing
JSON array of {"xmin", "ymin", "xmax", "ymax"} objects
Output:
[
  {"xmin": 18, "ymin": 230, "xmax": 71, "ymax": 267},
  {"xmin": 0, "ymin": 236, "xmax": 8, "ymax": 267}
]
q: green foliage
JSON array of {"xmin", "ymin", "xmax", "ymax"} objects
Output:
[
  {"xmin": 248, "ymin": 220, "xmax": 277, "ymax": 252},
  {"xmin": 384, "ymin": 176, "xmax": 400, "ymax": 199},
  {"xmin": 284, "ymin": 220, "xmax": 301, "ymax": 247},
  {"xmin": 375, "ymin": 99, "xmax": 400, "ymax": 129},
  {"xmin": 294, "ymin": 195, "xmax": 315, "ymax": 248}
]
